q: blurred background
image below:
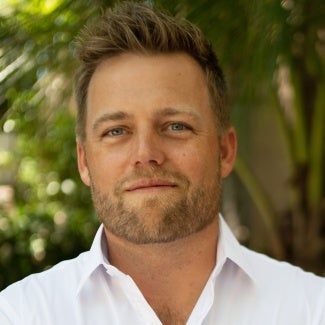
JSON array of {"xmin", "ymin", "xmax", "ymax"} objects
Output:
[{"xmin": 0, "ymin": 0, "xmax": 324, "ymax": 290}]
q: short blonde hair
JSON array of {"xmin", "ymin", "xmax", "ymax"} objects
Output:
[{"xmin": 74, "ymin": 1, "xmax": 229, "ymax": 141}]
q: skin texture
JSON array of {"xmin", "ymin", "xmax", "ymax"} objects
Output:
[{"xmin": 77, "ymin": 52, "xmax": 237, "ymax": 324}]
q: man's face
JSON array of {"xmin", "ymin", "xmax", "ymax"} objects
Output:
[{"xmin": 77, "ymin": 53, "xmax": 236, "ymax": 244}]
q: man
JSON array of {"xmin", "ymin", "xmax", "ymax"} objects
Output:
[{"xmin": 0, "ymin": 2, "xmax": 324, "ymax": 324}]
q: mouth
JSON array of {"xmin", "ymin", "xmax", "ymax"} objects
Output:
[{"xmin": 126, "ymin": 179, "xmax": 177, "ymax": 192}]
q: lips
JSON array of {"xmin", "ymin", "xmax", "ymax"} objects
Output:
[{"xmin": 126, "ymin": 179, "xmax": 177, "ymax": 191}]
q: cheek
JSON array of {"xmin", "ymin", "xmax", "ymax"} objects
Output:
[
  {"xmin": 174, "ymin": 150, "xmax": 209, "ymax": 181},
  {"xmin": 173, "ymin": 148, "xmax": 219, "ymax": 183},
  {"xmin": 87, "ymin": 151, "xmax": 126, "ymax": 187}
]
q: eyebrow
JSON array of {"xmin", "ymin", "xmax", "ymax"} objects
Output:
[
  {"xmin": 92, "ymin": 111, "xmax": 133, "ymax": 132},
  {"xmin": 157, "ymin": 107, "xmax": 201, "ymax": 122}
]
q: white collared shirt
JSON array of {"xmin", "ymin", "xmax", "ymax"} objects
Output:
[{"xmin": 0, "ymin": 216, "xmax": 324, "ymax": 324}]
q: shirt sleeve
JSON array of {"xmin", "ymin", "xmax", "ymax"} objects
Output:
[
  {"xmin": 314, "ymin": 280, "xmax": 325, "ymax": 324},
  {"xmin": 0, "ymin": 296, "xmax": 22, "ymax": 325},
  {"xmin": 300, "ymin": 270, "xmax": 325, "ymax": 325}
]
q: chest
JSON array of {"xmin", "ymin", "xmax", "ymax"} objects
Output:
[{"xmin": 23, "ymin": 267, "xmax": 320, "ymax": 325}]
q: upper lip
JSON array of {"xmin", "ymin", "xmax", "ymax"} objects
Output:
[{"xmin": 126, "ymin": 179, "xmax": 177, "ymax": 191}]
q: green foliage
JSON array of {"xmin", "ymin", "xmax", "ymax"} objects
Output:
[
  {"xmin": 0, "ymin": 0, "xmax": 324, "ymax": 290},
  {"xmin": 0, "ymin": 0, "xmax": 104, "ymax": 290}
]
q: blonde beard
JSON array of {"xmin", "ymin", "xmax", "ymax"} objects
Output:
[{"xmin": 90, "ymin": 165, "xmax": 222, "ymax": 244}]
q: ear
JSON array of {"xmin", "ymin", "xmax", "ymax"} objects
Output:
[
  {"xmin": 220, "ymin": 127, "xmax": 237, "ymax": 178},
  {"xmin": 76, "ymin": 140, "xmax": 91, "ymax": 186}
]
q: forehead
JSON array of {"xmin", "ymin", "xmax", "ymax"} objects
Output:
[{"xmin": 86, "ymin": 52, "xmax": 213, "ymax": 121}]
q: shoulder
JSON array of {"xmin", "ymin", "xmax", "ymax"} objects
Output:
[
  {"xmin": 242, "ymin": 245, "xmax": 325, "ymax": 317},
  {"xmin": 243, "ymin": 245, "xmax": 324, "ymax": 285},
  {"xmin": 2, "ymin": 250, "xmax": 89, "ymax": 294},
  {"xmin": 0, "ymin": 251, "xmax": 90, "ymax": 323}
]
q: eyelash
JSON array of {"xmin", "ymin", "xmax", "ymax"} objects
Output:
[
  {"xmin": 167, "ymin": 122, "xmax": 191, "ymax": 131},
  {"xmin": 103, "ymin": 127, "xmax": 128, "ymax": 137}
]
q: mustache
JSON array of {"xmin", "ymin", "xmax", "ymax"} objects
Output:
[{"xmin": 114, "ymin": 166, "xmax": 190, "ymax": 194}]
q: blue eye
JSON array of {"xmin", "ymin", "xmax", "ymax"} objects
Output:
[
  {"xmin": 106, "ymin": 128, "xmax": 125, "ymax": 136},
  {"xmin": 169, "ymin": 123, "xmax": 188, "ymax": 131}
]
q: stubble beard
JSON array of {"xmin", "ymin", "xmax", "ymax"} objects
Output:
[{"xmin": 90, "ymin": 166, "xmax": 222, "ymax": 244}]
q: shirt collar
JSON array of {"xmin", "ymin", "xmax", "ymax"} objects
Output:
[
  {"xmin": 76, "ymin": 224, "xmax": 109, "ymax": 295},
  {"xmin": 76, "ymin": 215, "xmax": 255, "ymax": 295},
  {"xmin": 213, "ymin": 215, "xmax": 255, "ymax": 281}
]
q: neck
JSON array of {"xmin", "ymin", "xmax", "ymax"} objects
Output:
[{"xmin": 104, "ymin": 217, "xmax": 219, "ymax": 324}]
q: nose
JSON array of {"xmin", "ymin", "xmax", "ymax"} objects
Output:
[{"xmin": 132, "ymin": 129, "xmax": 165, "ymax": 167}]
